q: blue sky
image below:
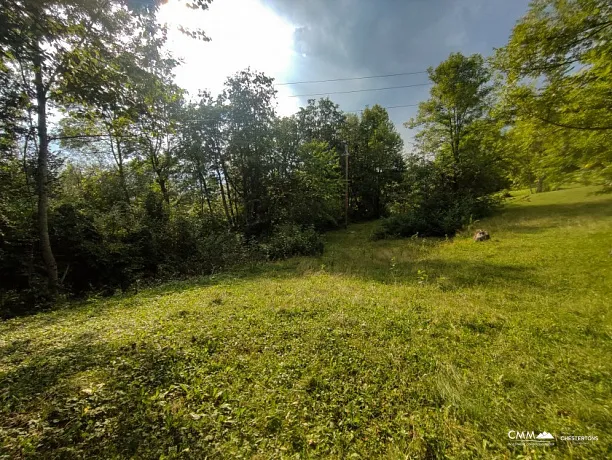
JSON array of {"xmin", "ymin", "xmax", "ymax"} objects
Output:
[{"xmin": 159, "ymin": 0, "xmax": 531, "ymax": 149}]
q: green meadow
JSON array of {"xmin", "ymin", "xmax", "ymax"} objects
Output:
[{"xmin": 1, "ymin": 186, "xmax": 611, "ymax": 459}]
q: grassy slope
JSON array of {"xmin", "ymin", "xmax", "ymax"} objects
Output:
[{"xmin": 1, "ymin": 186, "xmax": 611, "ymax": 459}]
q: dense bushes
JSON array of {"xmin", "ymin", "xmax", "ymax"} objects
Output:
[
  {"xmin": 374, "ymin": 156, "xmax": 503, "ymax": 239},
  {"xmin": 374, "ymin": 195, "xmax": 498, "ymax": 239},
  {"xmin": 373, "ymin": 52, "xmax": 512, "ymax": 240},
  {"xmin": 48, "ymin": 209, "xmax": 321, "ymax": 291},
  {"xmin": 0, "ymin": 201, "xmax": 324, "ymax": 317},
  {"xmin": 1, "ymin": 50, "xmax": 515, "ymax": 317},
  {"xmin": 257, "ymin": 224, "xmax": 324, "ymax": 260}
]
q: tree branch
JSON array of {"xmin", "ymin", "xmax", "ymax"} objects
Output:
[
  {"xmin": 534, "ymin": 115, "xmax": 612, "ymax": 131},
  {"xmin": 49, "ymin": 133, "xmax": 136, "ymax": 140}
]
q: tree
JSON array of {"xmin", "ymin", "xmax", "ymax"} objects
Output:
[
  {"xmin": 135, "ymin": 82, "xmax": 186, "ymax": 207},
  {"xmin": 0, "ymin": 0, "xmax": 150, "ymax": 295},
  {"xmin": 0, "ymin": 0, "xmax": 212, "ymax": 295},
  {"xmin": 268, "ymin": 133, "xmax": 343, "ymax": 229},
  {"xmin": 180, "ymin": 95, "xmax": 228, "ymax": 222},
  {"xmin": 223, "ymin": 69, "xmax": 277, "ymax": 235},
  {"xmin": 1, "ymin": 0, "xmax": 135, "ymax": 294},
  {"xmin": 296, "ymin": 98, "xmax": 346, "ymax": 153},
  {"xmin": 495, "ymin": 0, "xmax": 612, "ymax": 186},
  {"xmin": 348, "ymin": 105, "xmax": 404, "ymax": 219},
  {"xmin": 376, "ymin": 53, "xmax": 505, "ymax": 239},
  {"xmin": 406, "ymin": 53, "xmax": 493, "ymax": 188},
  {"xmin": 496, "ymin": 0, "xmax": 611, "ymax": 130}
]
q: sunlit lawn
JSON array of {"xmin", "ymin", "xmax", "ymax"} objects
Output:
[{"xmin": 1, "ymin": 186, "xmax": 611, "ymax": 459}]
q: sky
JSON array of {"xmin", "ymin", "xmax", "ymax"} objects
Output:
[{"xmin": 158, "ymin": 0, "xmax": 531, "ymax": 149}]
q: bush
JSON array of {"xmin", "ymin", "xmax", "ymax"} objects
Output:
[
  {"xmin": 258, "ymin": 225, "xmax": 324, "ymax": 260},
  {"xmin": 374, "ymin": 195, "xmax": 498, "ymax": 239},
  {"xmin": 374, "ymin": 157, "xmax": 502, "ymax": 239},
  {"xmin": 160, "ymin": 217, "xmax": 248, "ymax": 277}
]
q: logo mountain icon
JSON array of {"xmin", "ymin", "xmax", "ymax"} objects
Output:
[{"xmin": 536, "ymin": 432, "xmax": 554, "ymax": 440}]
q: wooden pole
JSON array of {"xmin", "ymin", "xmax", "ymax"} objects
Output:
[{"xmin": 345, "ymin": 143, "xmax": 349, "ymax": 229}]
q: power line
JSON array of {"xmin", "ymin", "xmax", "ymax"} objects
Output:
[
  {"xmin": 275, "ymin": 70, "xmax": 428, "ymax": 86},
  {"xmin": 357, "ymin": 103, "xmax": 420, "ymax": 112},
  {"xmin": 54, "ymin": 104, "xmax": 422, "ymax": 131},
  {"xmin": 177, "ymin": 103, "xmax": 421, "ymax": 122},
  {"xmin": 288, "ymin": 82, "xmax": 432, "ymax": 98}
]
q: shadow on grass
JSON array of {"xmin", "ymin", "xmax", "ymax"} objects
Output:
[
  {"xmin": 501, "ymin": 196, "xmax": 612, "ymax": 221},
  {"xmin": 1, "ymin": 255, "xmax": 537, "ymax": 344},
  {"xmin": 0, "ymin": 332, "xmax": 219, "ymax": 457},
  {"xmin": 0, "ymin": 263, "xmax": 299, "ymax": 330},
  {"xmin": 4, "ymin": 233, "xmax": 542, "ymax": 332},
  {"xmin": 485, "ymin": 198, "xmax": 612, "ymax": 237},
  {"xmin": 311, "ymin": 256, "xmax": 537, "ymax": 290}
]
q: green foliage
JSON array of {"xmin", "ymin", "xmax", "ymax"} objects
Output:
[
  {"xmin": 296, "ymin": 98, "xmax": 346, "ymax": 153},
  {"xmin": 407, "ymin": 53, "xmax": 492, "ymax": 165},
  {"xmin": 221, "ymin": 69, "xmax": 278, "ymax": 234},
  {"xmin": 345, "ymin": 105, "xmax": 405, "ymax": 220},
  {"xmin": 3, "ymin": 0, "xmax": 610, "ymax": 323},
  {"xmin": 495, "ymin": 0, "xmax": 612, "ymax": 187},
  {"xmin": 374, "ymin": 158, "xmax": 500, "ymax": 239},
  {"xmin": 2, "ymin": 50, "xmax": 409, "ymax": 313},
  {"xmin": 269, "ymin": 140, "xmax": 343, "ymax": 229},
  {"xmin": 257, "ymin": 224, "xmax": 324, "ymax": 261},
  {"xmin": 2, "ymin": 0, "xmax": 612, "ymax": 455},
  {"xmin": 391, "ymin": 53, "xmax": 506, "ymax": 239},
  {"xmin": 374, "ymin": 197, "xmax": 492, "ymax": 240},
  {"xmin": 0, "ymin": 151, "xmax": 44, "ymax": 315},
  {"xmin": 0, "ymin": 62, "xmax": 27, "ymax": 154}
]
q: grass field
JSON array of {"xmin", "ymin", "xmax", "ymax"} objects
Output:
[{"xmin": 1, "ymin": 186, "xmax": 611, "ymax": 459}]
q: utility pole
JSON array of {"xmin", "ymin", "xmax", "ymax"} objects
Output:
[{"xmin": 344, "ymin": 143, "xmax": 349, "ymax": 229}]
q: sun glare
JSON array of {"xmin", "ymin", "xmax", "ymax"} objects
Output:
[{"xmin": 158, "ymin": 0, "xmax": 299, "ymax": 116}]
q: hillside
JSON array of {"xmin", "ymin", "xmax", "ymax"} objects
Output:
[{"xmin": 1, "ymin": 186, "xmax": 611, "ymax": 459}]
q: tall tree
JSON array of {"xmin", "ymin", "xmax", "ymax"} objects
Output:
[
  {"xmin": 406, "ymin": 53, "xmax": 493, "ymax": 190},
  {"xmin": 181, "ymin": 95, "xmax": 226, "ymax": 221},
  {"xmin": 296, "ymin": 98, "xmax": 346, "ymax": 154},
  {"xmin": 269, "ymin": 116, "xmax": 343, "ymax": 228},
  {"xmin": 0, "ymin": 0, "xmax": 139, "ymax": 294},
  {"xmin": 223, "ymin": 69, "xmax": 277, "ymax": 234},
  {"xmin": 0, "ymin": 0, "xmax": 212, "ymax": 295},
  {"xmin": 349, "ymin": 105, "xmax": 404, "ymax": 219},
  {"xmin": 495, "ymin": 0, "xmax": 611, "ymax": 131}
]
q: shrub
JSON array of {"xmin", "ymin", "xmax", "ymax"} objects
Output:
[
  {"xmin": 374, "ymin": 195, "xmax": 498, "ymax": 239},
  {"xmin": 374, "ymin": 157, "xmax": 502, "ymax": 239},
  {"xmin": 258, "ymin": 224, "xmax": 324, "ymax": 260}
]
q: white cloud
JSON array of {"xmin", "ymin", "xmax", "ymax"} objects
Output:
[{"xmin": 158, "ymin": 0, "xmax": 300, "ymax": 116}]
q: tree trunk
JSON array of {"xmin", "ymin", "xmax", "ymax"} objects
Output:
[
  {"xmin": 448, "ymin": 109, "xmax": 464, "ymax": 192},
  {"xmin": 219, "ymin": 158, "xmax": 238, "ymax": 222},
  {"xmin": 34, "ymin": 48, "xmax": 59, "ymax": 295},
  {"xmin": 115, "ymin": 139, "xmax": 131, "ymax": 205},
  {"xmin": 536, "ymin": 176, "xmax": 545, "ymax": 193},
  {"xmin": 198, "ymin": 170, "xmax": 214, "ymax": 215},
  {"xmin": 158, "ymin": 175, "xmax": 170, "ymax": 205},
  {"xmin": 215, "ymin": 167, "xmax": 233, "ymax": 227},
  {"xmin": 226, "ymin": 178, "xmax": 237, "ymax": 222}
]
